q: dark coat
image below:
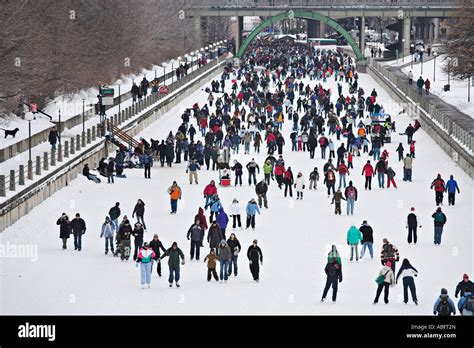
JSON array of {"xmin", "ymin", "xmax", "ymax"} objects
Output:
[
  {"xmin": 133, "ymin": 202, "xmax": 145, "ymax": 217},
  {"xmin": 187, "ymin": 224, "xmax": 205, "ymax": 242},
  {"xmin": 56, "ymin": 216, "xmax": 70, "ymax": 239},
  {"xmin": 359, "ymin": 224, "xmax": 373, "ymax": 243},
  {"xmin": 149, "ymin": 239, "xmax": 166, "ymax": 258},
  {"xmin": 161, "ymin": 247, "xmax": 185, "ymax": 268},
  {"xmin": 227, "ymin": 238, "xmax": 241, "ymax": 255},
  {"xmin": 207, "ymin": 223, "xmax": 223, "ymax": 248},
  {"xmin": 70, "ymin": 217, "xmax": 86, "ymax": 235},
  {"xmin": 247, "ymin": 245, "xmax": 263, "ymax": 262},
  {"xmin": 325, "ymin": 261, "xmax": 342, "ymax": 281}
]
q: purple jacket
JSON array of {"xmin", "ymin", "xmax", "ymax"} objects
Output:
[{"xmin": 216, "ymin": 209, "xmax": 229, "ymax": 230}]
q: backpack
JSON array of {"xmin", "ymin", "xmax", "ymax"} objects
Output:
[
  {"xmin": 437, "ymin": 296, "xmax": 451, "ymax": 316},
  {"xmin": 434, "ymin": 212, "xmax": 445, "ymax": 223},
  {"xmin": 327, "ymin": 171, "xmax": 335, "ymax": 181},
  {"xmin": 347, "ymin": 187, "xmax": 356, "ymax": 199},
  {"xmin": 464, "ymin": 295, "xmax": 474, "ymax": 312},
  {"xmin": 434, "ymin": 179, "xmax": 444, "ymax": 191},
  {"xmin": 383, "ymin": 243, "xmax": 394, "ymax": 258}
]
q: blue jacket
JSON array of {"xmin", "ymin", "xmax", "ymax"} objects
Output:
[
  {"xmin": 101, "ymin": 222, "xmax": 114, "ymax": 238},
  {"xmin": 210, "ymin": 199, "xmax": 223, "ymax": 213},
  {"xmin": 433, "ymin": 295, "xmax": 456, "ymax": 315},
  {"xmin": 143, "ymin": 154, "xmax": 153, "ymax": 166},
  {"xmin": 457, "ymin": 291, "xmax": 473, "ymax": 313},
  {"xmin": 445, "ymin": 179, "xmax": 460, "ymax": 193},
  {"xmin": 246, "ymin": 201, "xmax": 260, "ymax": 216}
]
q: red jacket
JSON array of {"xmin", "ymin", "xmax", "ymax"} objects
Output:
[
  {"xmin": 200, "ymin": 118, "xmax": 208, "ymax": 128},
  {"xmin": 266, "ymin": 133, "xmax": 276, "ymax": 144},
  {"xmin": 338, "ymin": 163, "xmax": 349, "ymax": 175},
  {"xmin": 362, "ymin": 163, "xmax": 374, "ymax": 177},
  {"xmin": 203, "ymin": 184, "xmax": 217, "ymax": 197},
  {"xmin": 274, "ymin": 164, "xmax": 285, "ymax": 176}
]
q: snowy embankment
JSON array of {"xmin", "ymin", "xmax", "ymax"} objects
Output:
[
  {"xmin": 401, "ymin": 54, "xmax": 474, "ymax": 119},
  {"xmin": 0, "ymin": 60, "xmax": 472, "ymax": 315},
  {"xmin": 0, "ymin": 55, "xmax": 203, "ymax": 151}
]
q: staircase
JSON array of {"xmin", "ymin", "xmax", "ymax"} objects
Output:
[{"xmin": 107, "ymin": 120, "xmax": 140, "ymax": 149}]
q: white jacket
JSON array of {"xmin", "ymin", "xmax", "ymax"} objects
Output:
[
  {"xmin": 229, "ymin": 202, "xmax": 241, "ymax": 215},
  {"xmin": 398, "ymin": 268, "xmax": 418, "ymax": 280},
  {"xmin": 379, "ymin": 266, "xmax": 395, "ymax": 285},
  {"xmin": 295, "ymin": 175, "xmax": 305, "ymax": 191}
]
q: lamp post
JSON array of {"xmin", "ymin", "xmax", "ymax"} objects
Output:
[
  {"xmin": 118, "ymin": 81, "xmax": 121, "ymax": 114},
  {"xmin": 420, "ymin": 47, "xmax": 424, "ymax": 75},
  {"xmin": 82, "ymin": 98, "xmax": 85, "ymax": 133},
  {"xmin": 205, "ymin": 46, "xmax": 209, "ymax": 60},
  {"xmin": 170, "ymin": 60, "xmax": 175, "ymax": 83},
  {"xmin": 177, "ymin": 56, "xmax": 182, "ymax": 80},
  {"xmin": 58, "ymin": 109, "xmax": 61, "ymax": 145},
  {"xmin": 25, "ymin": 113, "xmax": 33, "ymax": 162},
  {"xmin": 401, "ymin": 39, "xmax": 405, "ymax": 63},
  {"xmin": 161, "ymin": 62, "xmax": 167, "ymax": 86},
  {"xmin": 184, "ymin": 54, "xmax": 189, "ymax": 75},
  {"xmin": 433, "ymin": 51, "xmax": 438, "ymax": 82}
]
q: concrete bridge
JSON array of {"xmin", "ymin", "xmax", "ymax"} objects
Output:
[{"xmin": 186, "ymin": 0, "xmax": 460, "ymax": 61}]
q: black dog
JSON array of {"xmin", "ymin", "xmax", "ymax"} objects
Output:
[{"xmin": 1, "ymin": 128, "xmax": 19, "ymax": 138}]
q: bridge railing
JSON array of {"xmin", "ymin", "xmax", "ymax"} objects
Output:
[{"xmin": 189, "ymin": 0, "xmax": 460, "ymax": 8}]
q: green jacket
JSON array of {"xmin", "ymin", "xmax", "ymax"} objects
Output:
[
  {"xmin": 161, "ymin": 247, "xmax": 184, "ymax": 268},
  {"xmin": 347, "ymin": 226, "xmax": 362, "ymax": 245},
  {"xmin": 327, "ymin": 250, "xmax": 341, "ymax": 265},
  {"xmin": 263, "ymin": 162, "xmax": 273, "ymax": 174}
]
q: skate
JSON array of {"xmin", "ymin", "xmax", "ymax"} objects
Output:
[
  {"xmin": 176, "ymin": 282, "xmax": 180, "ymax": 288},
  {"xmin": 320, "ymin": 298, "xmax": 325, "ymax": 303},
  {"xmin": 169, "ymin": 283, "xmax": 172, "ymax": 288}
]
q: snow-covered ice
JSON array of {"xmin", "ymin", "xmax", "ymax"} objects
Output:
[{"xmin": 0, "ymin": 60, "xmax": 472, "ymax": 315}]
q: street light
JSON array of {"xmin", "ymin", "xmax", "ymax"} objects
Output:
[
  {"xmin": 401, "ymin": 39, "xmax": 405, "ymax": 63},
  {"xmin": 82, "ymin": 98, "xmax": 85, "ymax": 133},
  {"xmin": 433, "ymin": 51, "xmax": 438, "ymax": 82},
  {"xmin": 161, "ymin": 62, "xmax": 167, "ymax": 86},
  {"xmin": 25, "ymin": 112, "xmax": 34, "ymax": 162},
  {"xmin": 420, "ymin": 47, "xmax": 424, "ymax": 75}
]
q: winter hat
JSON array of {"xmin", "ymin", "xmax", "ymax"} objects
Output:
[
  {"xmin": 385, "ymin": 261, "xmax": 392, "ymax": 267},
  {"xmin": 463, "ymin": 274, "xmax": 469, "ymax": 280},
  {"xmin": 143, "ymin": 242, "xmax": 149, "ymax": 248},
  {"xmin": 441, "ymin": 288, "xmax": 448, "ymax": 295},
  {"xmin": 411, "ymin": 207, "xmax": 415, "ymax": 211},
  {"xmin": 220, "ymin": 239, "xmax": 226, "ymax": 245},
  {"xmin": 362, "ymin": 220, "xmax": 367, "ymax": 225},
  {"xmin": 253, "ymin": 239, "xmax": 258, "ymax": 244},
  {"xmin": 153, "ymin": 234, "xmax": 158, "ymax": 238},
  {"xmin": 172, "ymin": 242, "xmax": 178, "ymax": 247},
  {"xmin": 436, "ymin": 207, "xmax": 442, "ymax": 212},
  {"xmin": 115, "ymin": 202, "xmax": 120, "ymax": 206}
]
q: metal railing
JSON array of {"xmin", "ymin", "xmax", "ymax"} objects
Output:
[
  {"xmin": 367, "ymin": 58, "xmax": 473, "ymax": 156},
  {"xmin": 0, "ymin": 55, "xmax": 228, "ymax": 199},
  {"xmin": 188, "ymin": 0, "xmax": 460, "ymax": 8}
]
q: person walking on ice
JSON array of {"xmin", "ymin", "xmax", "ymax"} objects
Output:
[
  {"xmin": 204, "ymin": 249, "xmax": 219, "ymax": 282},
  {"xmin": 160, "ymin": 241, "xmax": 185, "ymax": 288},
  {"xmin": 445, "ymin": 175, "xmax": 460, "ymax": 206},
  {"xmin": 167, "ymin": 181, "xmax": 182, "ymax": 214},
  {"xmin": 396, "ymin": 258, "xmax": 419, "ymax": 305},
  {"xmin": 432, "ymin": 207, "xmax": 447, "ymax": 245},
  {"xmin": 245, "ymin": 198, "xmax": 261, "ymax": 230},
  {"xmin": 295, "ymin": 172, "xmax": 305, "ymax": 200},
  {"xmin": 247, "ymin": 239, "xmax": 263, "ymax": 282},
  {"xmin": 406, "ymin": 207, "xmax": 421, "ymax": 244},
  {"xmin": 136, "ymin": 242, "xmax": 155, "ymax": 289},
  {"xmin": 347, "ymin": 224, "xmax": 362, "ymax": 262},
  {"xmin": 321, "ymin": 257, "xmax": 342, "ymax": 303},
  {"xmin": 374, "ymin": 261, "xmax": 395, "ymax": 304}
]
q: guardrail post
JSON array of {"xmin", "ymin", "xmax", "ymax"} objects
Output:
[
  {"xmin": 27, "ymin": 160, "xmax": 33, "ymax": 180},
  {"xmin": 51, "ymin": 149, "xmax": 56, "ymax": 166},
  {"xmin": 9, "ymin": 170, "xmax": 15, "ymax": 191},
  {"xmin": 70, "ymin": 138, "xmax": 75, "ymax": 155},
  {"xmin": 0, "ymin": 175, "xmax": 5, "ymax": 197},
  {"xmin": 64, "ymin": 141, "xmax": 69, "ymax": 158},
  {"xmin": 96, "ymin": 124, "xmax": 101, "ymax": 138},
  {"xmin": 114, "ymin": 113, "xmax": 118, "ymax": 125},
  {"xmin": 81, "ymin": 131, "xmax": 86, "ymax": 147},
  {"xmin": 36, "ymin": 156, "xmax": 41, "ymax": 176},
  {"xmin": 57, "ymin": 143, "xmax": 63, "ymax": 162},
  {"xmin": 87, "ymin": 128, "xmax": 91, "ymax": 144},
  {"xmin": 43, "ymin": 152, "xmax": 49, "ymax": 171},
  {"xmin": 92, "ymin": 126, "xmax": 96, "ymax": 141},
  {"xmin": 19, "ymin": 165, "xmax": 25, "ymax": 185},
  {"xmin": 76, "ymin": 134, "xmax": 81, "ymax": 151}
]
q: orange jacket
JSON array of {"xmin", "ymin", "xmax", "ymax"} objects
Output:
[{"xmin": 168, "ymin": 185, "xmax": 182, "ymax": 200}]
